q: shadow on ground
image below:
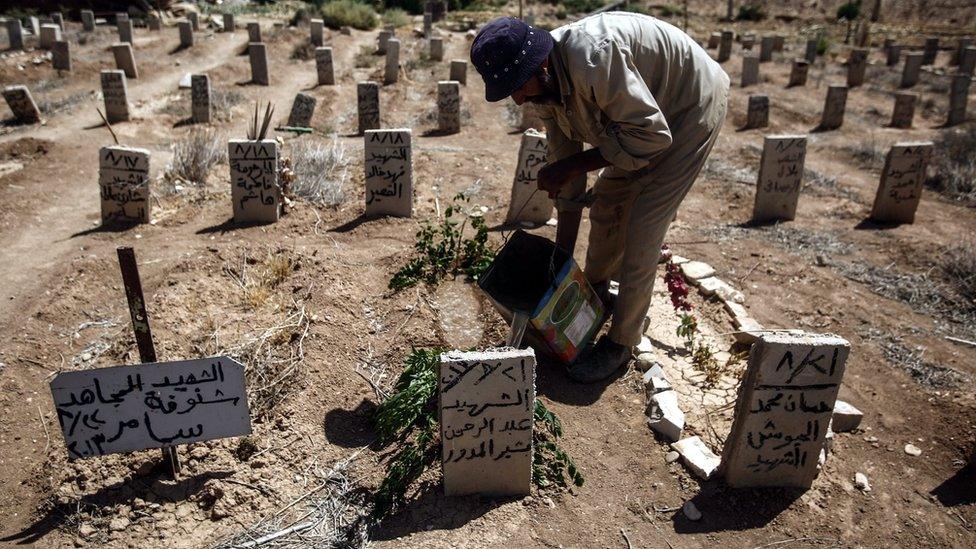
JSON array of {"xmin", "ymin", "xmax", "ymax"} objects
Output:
[
  {"xmin": 671, "ymin": 484, "xmax": 802, "ymax": 533},
  {"xmin": 368, "ymin": 482, "xmax": 513, "ymax": 541}
]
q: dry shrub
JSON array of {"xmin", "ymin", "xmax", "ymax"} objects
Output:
[
  {"xmin": 926, "ymin": 127, "xmax": 976, "ymax": 205},
  {"xmin": 211, "ymin": 88, "xmax": 245, "ymax": 120},
  {"xmin": 291, "ymin": 41, "xmax": 316, "ymax": 60},
  {"xmin": 943, "ymin": 241, "xmax": 976, "ymax": 305},
  {"xmin": 170, "ymin": 128, "xmax": 226, "ymax": 185},
  {"xmin": 289, "ymin": 136, "xmax": 348, "ymax": 206}
]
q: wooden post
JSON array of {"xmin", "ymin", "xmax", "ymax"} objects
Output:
[{"xmin": 116, "ymin": 246, "xmax": 181, "ymax": 478}]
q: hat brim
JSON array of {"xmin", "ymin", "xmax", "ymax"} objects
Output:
[{"xmin": 482, "ymin": 29, "xmax": 553, "ymax": 102}]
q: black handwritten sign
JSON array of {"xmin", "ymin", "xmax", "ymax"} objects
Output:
[
  {"xmin": 745, "ymin": 94, "xmax": 768, "ymax": 129},
  {"xmin": 437, "ymin": 80, "xmax": 460, "ymax": 134},
  {"xmin": 50, "ymin": 356, "xmax": 251, "ymax": 459},
  {"xmin": 752, "ymin": 135, "xmax": 807, "ymax": 223},
  {"xmin": 449, "ymin": 60, "xmax": 467, "ymax": 85},
  {"xmin": 229, "ymin": 139, "xmax": 280, "ymax": 223},
  {"xmin": 439, "ymin": 348, "xmax": 535, "ymax": 496},
  {"xmin": 947, "ymin": 74, "xmax": 971, "ymax": 126},
  {"xmin": 191, "ymin": 74, "xmax": 210, "ymax": 123},
  {"xmin": 505, "ymin": 129, "xmax": 552, "ymax": 224},
  {"xmin": 384, "ymin": 39, "xmax": 400, "ymax": 84},
  {"xmin": 364, "ymin": 129, "xmax": 412, "ymax": 217},
  {"xmin": 890, "ymin": 92, "xmax": 917, "ymax": 128},
  {"xmin": 847, "ymin": 48, "xmax": 868, "ymax": 87},
  {"xmin": 820, "ymin": 85, "xmax": 848, "ymax": 130},
  {"xmin": 901, "ymin": 52, "xmax": 923, "ymax": 88},
  {"xmin": 741, "ymin": 55, "xmax": 759, "ymax": 87},
  {"xmin": 869, "ymin": 141, "xmax": 933, "ymax": 224},
  {"xmin": 2, "ymin": 85, "xmax": 41, "ymax": 123},
  {"xmin": 287, "ymin": 93, "xmax": 317, "ymax": 128},
  {"xmin": 357, "ymin": 82, "xmax": 380, "ymax": 133},
  {"xmin": 99, "ymin": 145, "xmax": 150, "ymax": 225},
  {"xmin": 721, "ymin": 333, "xmax": 849, "ymax": 488},
  {"xmin": 788, "ymin": 59, "xmax": 809, "ymax": 87},
  {"xmin": 100, "ymin": 70, "xmax": 130, "ymax": 123},
  {"xmin": 316, "ymin": 47, "xmax": 334, "ymax": 86}
]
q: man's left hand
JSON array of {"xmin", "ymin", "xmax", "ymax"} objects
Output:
[{"xmin": 537, "ymin": 160, "xmax": 578, "ymax": 199}]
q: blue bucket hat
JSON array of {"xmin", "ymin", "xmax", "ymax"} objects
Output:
[{"xmin": 470, "ymin": 17, "xmax": 554, "ymax": 102}]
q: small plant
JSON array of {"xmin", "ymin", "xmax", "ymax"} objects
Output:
[
  {"xmin": 816, "ymin": 35, "xmax": 830, "ymax": 56},
  {"xmin": 170, "ymin": 128, "xmax": 226, "ymax": 185},
  {"xmin": 926, "ymin": 127, "xmax": 976, "ymax": 205},
  {"xmin": 381, "ymin": 7, "xmax": 410, "ymax": 28},
  {"xmin": 320, "ymin": 0, "xmax": 378, "ymax": 30},
  {"xmin": 736, "ymin": 3, "xmax": 765, "ymax": 21},
  {"xmin": 388, "ymin": 193, "xmax": 494, "ymax": 291},
  {"xmin": 247, "ymin": 101, "xmax": 275, "ymax": 140},
  {"xmin": 291, "ymin": 41, "xmax": 316, "ymax": 60},
  {"xmin": 288, "ymin": 137, "xmax": 348, "ymax": 206},
  {"xmin": 662, "ymin": 245, "xmax": 723, "ymax": 387}
]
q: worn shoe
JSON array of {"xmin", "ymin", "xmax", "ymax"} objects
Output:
[{"xmin": 567, "ymin": 335, "xmax": 631, "ymax": 383}]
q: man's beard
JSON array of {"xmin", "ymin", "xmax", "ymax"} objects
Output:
[{"xmin": 526, "ymin": 70, "xmax": 562, "ymax": 105}]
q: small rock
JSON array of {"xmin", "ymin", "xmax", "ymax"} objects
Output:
[
  {"xmin": 671, "ymin": 255, "xmax": 690, "ymax": 265},
  {"xmin": 78, "ymin": 523, "xmax": 96, "ymax": 538},
  {"xmin": 108, "ymin": 517, "xmax": 129, "ymax": 532},
  {"xmin": 904, "ymin": 444, "xmax": 922, "ymax": 456},
  {"xmin": 671, "ymin": 436, "xmax": 721, "ymax": 480},
  {"xmin": 665, "ymin": 451, "xmax": 680, "ymax": 463},
  {"xmin": 189, "ymin": 446, "xmax": 210, "ymax": 460},
  {"xmin": 542, "ymin": 496, "xmax": 555, "ymax": 508},
  {"xmin": 640, "ymin": 363, "xmax": 666, "ymax": 385},
  {"xmin": 832, "ymin": 400, "xmax": 863, "ymax": 432},
  {"xmin": 635, "ymin": 336, "xmax": 653, "ymax": 355},
  {"xmin": 854, "ymin": 472, "xmax": 871, "ymax": 492},
  {"xmin": 634, "ymin": 352, "xmax": 660, "ymax": 372},
  {"xmin": 645, "ymin": 375, "xmax": 672, "ymax": 398},
  {"xmin": 682, "ymin": 501, "xmax": 702, "ymax": 521},
  {"xmin": 645, "ymin": 390, "xmax": 684, "ymax": 442},
  {"xmin": 680, "ymin": 261, "xmax": 715, "ymax": 281},
  {"xmin": 697, "ymin": 277, "xmax": 745, "ymax": 303}
]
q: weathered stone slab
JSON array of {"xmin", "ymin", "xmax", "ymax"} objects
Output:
[
  {"xmin": 429, "ymin": 37, "xmax": 443, "ymax": 61},
  {"xmin": 249, "ymin": 42, "xmax": 269, "ymax": 85},
  {"xmin": 437, "ymin": 80, "xmax": 460, "ymax": 134},
  {"xmin": 315, "ymin": 47, "xmax": 334, "ymax": 85},
  {"xmin": 51, "ymin": 12, "xmax": 64, "ymax": 31},
  {"xmin": 901, "ymin": 52, "xmax": 923, "ymax": 88},
  {"xmin": 741, "ymin": 34, "xmax": 755, "ymax": 51},
  {"xmin": 190, "ymin": 74, "xmax": 211, "ymax": 123},
  {"xmin": 847, "ymin": 48, "xmax": 868, "ymax": 87},
  {"xmin": 772, "ymin": 35, "xmax": 785, "ymax": 52},
  {"xmin": 147, "ymin": 15, "xmax": 161, "ymax": 31},
  {"xmin": 187, "ymin": 11, "xmax": 199, "ymax": 31},
  {"xmin": 357, "ymin": 81, "xmax": 380, "ymax": 134},
  {"xmin": 99, "ymin": 145, "xmax": 150, "ymax": 224},
  {"xmin": 364, "ymin": 129, "xmax": 412, "ymax": 217},
  {"xmin": 247, "ymin": 22, "xmax": 261, "ymax": 42},
  {"xmin": 423, "ymin": 12, "xmax": 432, "ymax": 37},
  {"xmin": 229, "ymin": 139, "xmax": 280, "ymax": 224},
  {"xmin": 788, "ymin": 59, "xmax": 809, "ymax": 87},
  {"xmin": 717, "ymin": 30, "xmax": 733, "ymax": 62},
  {"xmin": 952, "ymin": 38, "xmax": 974, "ymax": 66},
  {"xmin": 52, "ymin": 40, "xmax": 71, "ymax": 71},
  {"xmin": 672, "ymin": 436, "xmax": 721, "ymax": 480},
  {"xmin": 449, "ymin": 59, "xmax": 467, "ymax": 85},
  {"xmin": 26, "ymin": 17, "xmax": 40, "ymax": 36},
  {"xmin": 804, "ymin": 39, "xmax": 817, "ymax": 63},
  {"xmin": 647, "ymin": 390, "xmax": 684, "ymax": 442},
  {"xmin": 961, "ymin": 46, "xmax": 976, "ymax": 76},
  {"xmin": 680, "ymin": 260, "xmax": 715, "ymax": 280},
  {"xmin": 81, "ymin": 10, "xmax": 95, "ymax": 32},
  {"xmin": 744, "ymin": 94, "xmax": 768, "ymax": 129},
  {"xmin": 223, "ymin": 13, "xmax": 236, "ymax": 33},
  {"xmin": 708, "ymin": 32, "xmax": 720, "ymax": 49},
  {"xmin": 286, "ymin": 92, "xmax": 316, "ymax": 127},
  {"xmin": 310, "ymin": 19, "xmax": 324, "ymax": 46},
  {"xmin": 831, "ymin": 400, "xmax": 863, "ymax": 432},
  {"xmin": 869, "ymin": 141, "xmax": 933, "ymax": 224},
  {"xmin": 947, "ymin": 74, "xmax": 971, "ymax": 126},
  {"xmin": 384, "ymin": 38, "xmax": 400, "ymax": 84},
  {"xmin": 741, "ymin": 55, "xmax": 759, "ymax": 87},
  {"xmin": 178, "ymin": 20, "xmax": 193, "ymax": 48},
  {"xmin": 886, "ymin": 44, "xmax": 902, "ymax": 66},
  {"xmin": 819, "ymin": 85, "xmax": 847, "ymax": 130},
  {"xmin": 112, "ymin": 43, "xmax": 138, "ymax": 79},
  {"xmin": 890, "ymin": 92, "xmax": 917, "ymax": 128},
  {"xmin": 505, "ymin": 129, "xmax": 552, "ymax": 224},
  {"xmin": 759, "ymin": 35, "xmax": 774, "ymax": 62},
  {"xmin": 721, "ymin": 332, "xmax": 850, "ymax": 488},
  {"xmin": 118, "ymin": 19, "xmax": 133, "ymax": 43},
  {"xmin": 752, "ymin": 135, "xmax": 807, "ymax": 223},
  {"xmin": 39, "ymin": 24, "xmax": 60, "ymax": 49},
  {"xmin": 2, "ymin": 85, "xmax": 41, "ymax": 124},
  {"xmin": 101, "ymin": 70, "xmax": 130, "ymax": 123},
  {"xmin": 6, "ymin": 19, "xmax": 24, "ymax": 50},
  {"xmin": 439, "ymin": 348, "xmax": 535, "ymax": 497},
  {"xmin": 377, "ymin": 29, "xmax": 392, "ymax": 54},
  {"xmin": 922, "ymin": 36, "xmax": 939, "ymax": 65}
]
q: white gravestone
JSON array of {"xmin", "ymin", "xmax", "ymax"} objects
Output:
[
  {"xmin": 505, "ymin": 129, "xmax": 552, "ymax": 224},
  {"xmin": 2, "ymin": 85, "xmax": 41, "ymax": 124},
  {"xmin": 39, "ymin": 24, "xmax": 60, "ymax": 49},
  {"xmin": 721, "ymin": 332, "xmax": 850, "ymax": 488},
  {"xmin": 745, "ymin": 94, "xmax": 769, "ymax": 129},
  {"xmin": 52, "ymin": 40, "xmax": 71, "ymax": 71},
  {"xmin": 249, "ymin": 43, "xmax": 269, "ymax": 85},
  {"xmin": 287, "ymin": 92, "xmax": 317, "ymax": 127},
  {"xmin": 890, "ymin": 92, "xmax": 917, "ymax": 128},
  {"xmin": 112, "ymin": 43, "xmax": 138, "ymax": 79},
  {"xmin": 439, "ymin": 348, "xmax": 535, "ymax": 497},
  {"xmin": 741, "ymin": 55, "xmax": 760, "ymax": 87},
  {"xmin": 99, "ymin": 145, "xmax": 150, "ymax": 224},
  {"xmin": 384, "ymin": 38, "xmax": 400, "ymax": 84},
  {"xmin": 118, "ymin": 19, "xmax": 133, "ymax": 43},
  {"xmin": 870, "ymin": 142, "xmax": 934, "ymax": 224},
  {"xmin": 191, "ymin": 74, "xmax": 211, "ymax": 123},
  {"xmin": 788, "ymin": 59, "xmax": 809, "ymax": 87},
  {"xmin": 947, "ymin": 74, "xmax": 971, "ymax": 126},
  {"xmin": 229, "ymin": 139, "xmax": 280, "ymax": 224},
  {"xmin": 27, "ymin": 17, "xmax": 40, "ymax": 37},
  {"xmin": 316, "ymin": 47, "xmax": 335, "ymax": 85},
  {"xmin": 6, "ymin": 19, "xmax": 24, "ymax": 50},
  {"xmin": 437, "ymin": 80, "xmax": 460, "ymax": 134},
  {"xmin": 819, "ymin": 85, "xmax": 847, "ymax": 130},
  {"xmin": 364, "ymin": 129, "xmax": 412, "ymax": 217},
  {"xmin": 901, "ymin": 52, "xmax": 923, "ymax": 88},
  {"xmin": 311, "ymin": 19, "xmax": 324, "ymax": 46},
  {"xmin": 51, "ymin": 357, "xmax": 251, "ymax": 459},
  {"xmin": 430, "ymin": 37, "xmax": 444, "ymax": 61},
  {"xmin": 847, "ymin": 48, "xmax": 868, "ymax": 87},
  {"xmin": 752, "ymin": 135, "xmax": 807, "ymax": 223},
  {"xmin": 178, "ymin": 20, "xmax": 193, "ymax": 48},
  {"xmin": 449, "ymin": 59, "xmax": 467, "ymax": 85},
  {"xmin": 101, "ymin": 70, "xmax": 131, "ymax": 123},
  {"xmin": 357, "ymin": 81, "xmax": 380, "ymax": 134}
]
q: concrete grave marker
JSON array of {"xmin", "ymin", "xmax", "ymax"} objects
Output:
[
  {"xmin": 178, "ymin": 21, "xmax": 193, "ymax": 48},
  {"xmin": 961, "ymin": 46, "xmax": 976, "ymax": 76},
  {"xmin": 384, "ymin": 38, "xmax": 400, "ymax": 84},
  {"xmin": 901, "ymin": 52, "xmax": 923, "ymax": 88},
  {"xmin": 804, "ymin": 39, "xmax": 817, "ymax": 63},
  {"xmin": 364, "ymin": 129, "xmax": 412, "ymax": 217},
  {"xmin": 191, "ymin": 74, "xmax": 211, "ymax": 123},
  {"xmin": 99, "ymin": 145, "xmax": 150, "ymax": 224},
  {"xmin": 249, "ymin": 43, "xmax": 269, "ymax": 85},
  {"xmin": 2, "ymin": 85, "xmax": 41, "ymax": 124},
  {"xmin": 39, "ymin": 24, "xmax": 60, "ymax": 49},
  {"xmin": 437, "ymin": 80, "xmax": 460, "ymax": 134},
  {"xmin": 788, "ymin": 59, "xmax": 809, "ymax": 87},
  {"xmin": 718, "ymin": 30, "xmax": 733, "ymax": 62},
  {"xmin": 721, "ymin": 332, "xmax": 850, "ymax": 488},
  {"xmin": 311, "ymin": 19, "xmax": 324, "ymax": 46},
  {"xmin": 148, "ymin": 15, "xmax": 161, "ymax": 32},
  {"xmin": 223, "ymin": 14, "xmax": 236, "ymax": 32},
  {"xmin": 439, "ymin": 348, "xmax": 535, "ymax": 497},
  {"xmin": 430, "ymin": 37, "xmax": 444, "ymax": 61},
  {"xmin": 505, "ymin": 129, "xmax": 551, "ymax": 224},
  {"xmin": 745, "ymin": 94, "xmax": 769, "ymax": 129},
  {"xmin": 26, "ymin": 17, "xmax": 40, "ymax": 36},
  {"xmin": 953, "ymin": 38, "xmax": 974, "ymax": 66},
  {"xmin": 759, "ymin": 36, "xmax": 774, "ymax": 62},
  {"xmin": 229, "ymin": 139, "xmax": 280, "ymax": 223},
  {"xmin": 187, "ymin": 11, "xmax": 199, "ymax": 31},
  {"xmin": 286, "ymin": 92, "xmax": 317, "ymax": 127},
  {"xmin": 6, "ymin": 19, "xmax": 24, "ymax": 50},
  {"xmin": 423, "ymin": 13, "xmax": 432, "ymax": 37},
  {"xmin": 847, "ymin": 48, "xmax": 868, "ymax": 87},
  {"xmin": 922, "ymin": 37, "xmax": 938, "ymax": 65},
  {"xmin": 247, "ymin": 22, "xmax": 261, "ymax": 42},
  {"xmin": 357, "ymin": 81, "xmax": 380, "ymax": 133},
  {"xmin": 315, "ymin": 47, "xmax": 335, "ymax": 85},
  {"xmin": 377, "ymin": 29, "xmax": 392, "ymax": 54},
  {"xmin": 819, "ymin": 85, "xmax": 848, "ymax": 130},
  {"xmin": 112, "ymin": 43, "xmax": 138, "ymax": 79},
  {"xmin": 101, "ymin": 70, "xmax": 131, "ymax": 123},
  {"xmin": 741, "ymin": 34, "xmax": 755, "ymax": 51},
  {"xmin": 81, "ymin": 10, "xmax": 95, "ymax": 32},
  {"xmin": 889, "ymin": 92, "xmax": 917, "ymax": 128},
  {"xmin": 947, "ymin": 74, "xmax": 971, "ymax": 126},
  {"xmin": 51, "ymin": 12, "xmax": 64, "ymax": 31},
  {"xmin": 51, "ymin": 357, "xmax": 250, "ymax": 459},
  {"xmin": 741, "ymin": 55, "xmax": 760, "ymax": 87},
  {"xmin": 886, "ymin": 44, "xmax": 903, "ymax": 66},
  {"xmin": 752, "ymin": 135, "xmax": 807, "ymax": 223},
  {"xmin": 52, "ymin": 40, "xmax": 71, "ymax": 71},
  {"xmin": 449, "ymin": 59, "xmax": 467, "ymax": 85},
  {"xmin": 772, "ymin": 35, "xmax": 785, "ymax": 52},
  {"xmin": 870, "ymin": 141, "xmax": 933, "ymax": 224},
  {"xmin": 708, "ymin": 32, "xmax": 720, "ymax": 49},
  {"xmin": 118, "ymin": 19, "xmax": 133, "ymax": 43}
]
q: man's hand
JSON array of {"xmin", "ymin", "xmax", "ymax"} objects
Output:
[{"xmin": 537, "ymin": 160, "xmax": 578, "ymax": 199}]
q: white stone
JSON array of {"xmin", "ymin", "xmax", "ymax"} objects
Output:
[
  {"xmin": 832, "ymin": 400, "xmax": 863, "ymax": 432},
  {"xmin": 178, "ymin": 72, "xmax": 192, "ymax": 88},
  {"xmin": 665, "ymin": 450, "xmax": 680, "ymax": 463},
  {"xmin": 855, "ymin": 472, "xmax": 871, "ymax": 492},
  {"xmin": 646, "ymin": 390, "xmax": 683, "ymax": 441},
  {"xmin": 904, "ymin": 443, "xmax": 922, "ymax": 456},
  {"xmin": 645, "ymin": 376, "xmax": 672, "ymax": 398},
  {"xmin": 635, "ymin": 336, "xmax": 654, "ymax": 355},
  {"xmin": 640, "ymin": 363, "xmax": 665, "ymax": 384},
  {"xmin": 671, "ymin": 255, "xmax": 690, "ymax": 265},
  {"xmin": 682, "ymin": 501, "xmax": 702, "ymax": 521},
  {"xmin": 671, "ymin": 436, "xmax": 720, "ymax": 480},
  {"xmin": 697, "ymin": 277, "xmax": 745, "ymax": 303},
  {"xmin": 681, "ymin": 261, "xmax": 715, "ymax": 281}
]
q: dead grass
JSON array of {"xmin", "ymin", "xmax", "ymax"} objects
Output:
[
  {"xmin": 291, "ymin": 41, "xmax": 316, "ymax": 60},
  {"xmin": 37, "ymin": 92, "xmax": 92, "ymax": 115},
  {"xmin": 288, "ymin": 136, "xmax": 348, "ymax": 206},
  {"xmin": 926, "ymin": 126, "xmax": 976, "ymax": 205},
  {"xmin": 169, "ymin": 128, "xmax": 226, "ymax": 185},
  {"xmin": 354, "ymin": 45, "xmax": 374, "ymax": 68},
  {"xmin": 942, "ymin": 241, "xmax": 976, "ymax": 305},
  {"xmin": 861, "ymin": 328, "xmax": 969, "ymax": 388}
]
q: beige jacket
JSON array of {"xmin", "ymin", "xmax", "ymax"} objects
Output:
[{"xmin": 536, "ymin": 12, "xmax": 729, "ymax": 206}]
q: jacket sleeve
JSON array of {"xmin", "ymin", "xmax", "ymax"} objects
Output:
[
  {"xmin": 539, "ymin": 114, "xmax": 588, "ymax": 213},
  {"xmin": 582, "ymin": 40, "xmax": 672, "ymax": 171}
]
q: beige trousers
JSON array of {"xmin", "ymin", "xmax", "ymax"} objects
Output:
[{"xmin": 585, "ymin": 90, "xmax": 728, "ymax": 347}]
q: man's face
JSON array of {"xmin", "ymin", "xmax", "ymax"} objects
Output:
[{"xmin": 510, "ymin": 69, "xmax": 560, "ymax": 106}]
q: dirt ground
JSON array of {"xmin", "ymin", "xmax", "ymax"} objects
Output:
[{"xmin": 0, "ymin": 4, "xmax": 974, "ymax": 548}]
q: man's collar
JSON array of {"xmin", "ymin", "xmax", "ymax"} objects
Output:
[{"xmin": 547, "ymin": 44, "xmax": 573, "ymax": 100}]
